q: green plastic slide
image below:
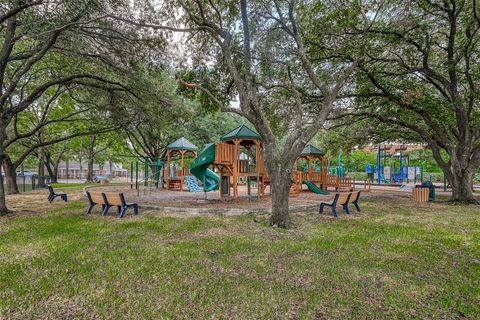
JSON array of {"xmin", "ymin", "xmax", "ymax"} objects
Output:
[
  {"xmin": 303, "ymin": 180, "xmax": 330, "ymax": 195},
  {"xmin": 190, "ymin": 143, "xmax": 220, "ymax": 192}
]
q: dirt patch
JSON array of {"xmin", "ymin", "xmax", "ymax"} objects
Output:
[
  {"xmin": 87, "ymin": 184, "xmax": 399, "ymax": 211},
  {"xmin": 3, "ymin": 188, "xmax": 85, "ymax": 217},
  {"xmin": 2, "ymin": 183, "xmax": 433, "ymax": 218}
]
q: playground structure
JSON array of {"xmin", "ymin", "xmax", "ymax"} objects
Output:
[
  {"xmin": 129, "ymin": 156, "xmax": 164, "ymax": 195},
  {"xmin": 127, "ymin": 137, "xmax": 199, "ymax": 195},
  {"xmin": 126, "ymin": 128, "xmax": 377, "ymax": 200},
  {"xmin": 190, "ymin": 125, "xmax": 269, "ymax": 199},
  {"xmin": 366, "ymin": 144, "xmax": 423, "ymax": 184},
  {"xmin": 291, "ymin": 144, "xmax": 329, "ymax": 194},
  {"xmin": 291, "ymin": 144, "xmax": 361, "ymax": 195},
  {"xmin": 165, "ymin": 137, "xmax": 198, "ymax": 191}
]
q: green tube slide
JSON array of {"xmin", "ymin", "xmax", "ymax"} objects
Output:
[
  {"xmin": 304, "ymin": 180, "xmax": 330, "ymax": 195},
  {"xmin": 190, "ymin": 143, "xmax": 220, "ymax": 192}
]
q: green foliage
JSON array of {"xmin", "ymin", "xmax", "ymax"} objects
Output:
[{"xmin": 119, "ymin": 66, "xmax": 248, "ymax": 159}]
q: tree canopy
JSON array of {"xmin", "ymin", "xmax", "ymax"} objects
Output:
[{"xmin": 2, "ymin": 0, "xmax": 480, "ymax": 221}]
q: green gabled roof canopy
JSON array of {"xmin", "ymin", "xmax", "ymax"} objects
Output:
[
  {"xmin": 221, "ymin": 125, "xmax": 261, "ymax": 141},
  {"xmin": 301, "ymin": 144, "xmax": 325, "ymax": 156},
  {"xmin": 166, "ymin": 137, "xmax": 199, "ymax": 151}
]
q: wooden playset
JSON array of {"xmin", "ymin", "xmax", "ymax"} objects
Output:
[
  {"xmin": 290, "ymin": 144, "xmax": 364, "ymax": 195},
  {"xmin": 208, "ymin": 125, "xmax": 270, "ymax": 199},
  {"xmin": 174, "ymin": 129, "xmax": 371, "ymax": 198},
  {"xmin": 291, "ymin": 144, "xmax": 330, "ymax": 194},
  {"xmin": 164, "ymin": 137, "xmax": 198, "ymax": 191},
  {"xmin": 128, "ymin": 131, "xmax": 372, "ymax": 198}
]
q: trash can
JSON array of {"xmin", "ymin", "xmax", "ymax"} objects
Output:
[
  {"xmin": 421, "ymin": 181, "xmax": 435, "ymax": 201},
  {"xmin": 413, "ymin": 187, "xmax": 429, "ymax": 202}
]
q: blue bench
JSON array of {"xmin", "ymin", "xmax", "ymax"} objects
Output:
[
  {"xmin": 47, "ymin": 185, "xmax": 67, "ymax": 203},
  {"xmin": 86, "ymin": 191, "xmax": 138, "ymax": 218},
  {"xmin": 319, "ymin": 191, "xmax": 362, "ymax": 217},
  {"xmin": 319, "ymin": 192, "xmax": 351, "ymax": 217}
]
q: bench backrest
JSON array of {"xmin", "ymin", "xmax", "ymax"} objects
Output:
[
  {"xmin": 351, "ymin": 191, "xmax": 361, "ymax": 202},
  {"xmin": 88, "ymin": 191, "xmax": 105, "ymax": 204},
  {"xmin": 103, "ymin": 192, "xmax": 124, "ymax": 206},
  {"xmin": 47, "ymin": 185, "xmax": 54, "ymax": 195},
  {"xmin": 337, "ymin": 192, "xmax": 351, "ymax": 205}
]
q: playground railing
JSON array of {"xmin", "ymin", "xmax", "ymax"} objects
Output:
[
  {"xmin": 130, "ymin": 169, "xmax": 163, "ymax": 195},
  {"xmin": 362, "ymin": 179, "xmax": 371, "ymax": 192},
  {"xmin": 214, "ymin": 143, "xmax": 235, "ymax": 165},
  {"xmin": 309, "ymin": 172, "xmax": 323, "ymax": 183},
  {"xmin": 339, "ymin": 177, "xmax": 354, "ymax": 189},
  {"xmin": 299, "ymin": 171, "xmax": 309, "ymax": 182},
  {"xmin": 239, "ymin": 160, "xmax": 254, "ymax": 173},
  {"xmin": 327, "ymin": 175, "xmax": 339, "ymax": 187}
]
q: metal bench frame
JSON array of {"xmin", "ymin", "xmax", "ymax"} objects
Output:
[
  {"xmin": 47, "ymin": 185, "xmax": 67, "ymax": 203},
  {"xmin": 85, "ymin": 191, "xmax": 108, "ymax": 215},
  {"xmin": 86, "ymin": 191, "xmax": 138, "ymax": 218},
  {"xmin": 319, "ymin": 192, "xmax": 351, "ymax": 217},
  {"xmin": 103, "ymin": 192, "xmax": 139, "ymax": 218},
  {"xmin": 350, "ymin": 191, "xmax": 361, "ymax": 212}
]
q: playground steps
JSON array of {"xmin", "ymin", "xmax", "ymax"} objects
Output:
[{"xmin": 184, "ymin": 175, "xmax": 202, "ymax": 192}]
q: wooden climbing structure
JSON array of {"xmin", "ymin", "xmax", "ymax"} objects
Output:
[
  {"xmin": 165, "ymin": 137, "xmax": 198, "ymax": 191},
  {"xmin": 291, "ymin": 144, "xmax": 329, "ymax": 194},
  {"xmin": 291, "ymin": 144, "xmax": 357, "ymax": 194},
  {"xmin": 210, "ymin": 125, "xmax": 269, "ymax": 199}
]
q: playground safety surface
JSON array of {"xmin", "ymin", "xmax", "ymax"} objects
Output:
[{"xmin": 86, "ymin": 184, "xmax": 402, "ymax": 215}]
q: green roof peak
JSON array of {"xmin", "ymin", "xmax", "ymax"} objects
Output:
[
  {"xmin": 301, "ymin": 144, "xmax": 325, "ymax": 156},
  {"xmin": 221, "ymin": 125, "xmax": 261, "ymax": 141},
  {"xmin": 166, "ymin": 137, "xmax": 199, "ymax": 151}
]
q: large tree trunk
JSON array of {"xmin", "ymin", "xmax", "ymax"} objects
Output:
[
  {"xmin": 44, "ymin": 154, "xmax": 58, "ymax": 184},
  {"xmin": 266, "ymin": 155, "xmax": 295, "ymax": 228},
  {"xmin": 411, "ymin": 141, "xmax": 478, "ymax": 202},
  {"xmin": 430, "ymin": 143, "xmax": 478, "ymax": 203},
  {"xmin": 85, "ymin": 135, "xmax": 96, "ymax": 183},
  {"xmin": 45, "ymin": 165, "xmax": 57, "ymax": 183},
  {"xmin": 0, "ymin": 126, "xmax": 10, "ymax": 214},
  {"xmin": 0, "ymin": 156, "xmax": 9, "ymax": 215},
  {"xmin": 3, "ymin": 156, "xmax": 19, "ymax": 194},
  {"xmin": 447, "ymin": 167, "xmax": 476, "ymax": 203},
  {"xmin": 86, "ymin": 158, "xmax": 94, "ymax": 183},
  {"xmin": 269, "ymin": 171, "xmax": 293, "ymax": 228},
  {"xmin": 53, "ymin": 163, "xmax": 59, "ymax": 183},
  {"xmin": 37, "ymin": 147, "xmax": 47, "ymax": 187}
]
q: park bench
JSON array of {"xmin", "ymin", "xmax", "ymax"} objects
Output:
[
  {"xmin": 85, "ymin": 191, "xmax": 108, "ymax": 215},
  {"xmin": 319, "ymin": 192, "xmax": 351, "ymax": 217},
  {"xmin": 47, "ymin": 185, "xmax": 67, "ymax": 203},
  {"xmin": 102, "ymin": 192, "xmax": 139, "ymax": 218}
]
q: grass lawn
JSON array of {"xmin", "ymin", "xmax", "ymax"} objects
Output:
[{"xmin": 0, "ymin": 192, "xmax": 479, "ymax": 319}]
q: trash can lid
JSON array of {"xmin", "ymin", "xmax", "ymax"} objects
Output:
[{"xmin": 421, "ymin": 181, "xmax": 434, "ymax": 187}]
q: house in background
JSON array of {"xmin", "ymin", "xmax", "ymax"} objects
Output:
[
  {"xmin": 57, "ymin": 161, "xmax": 128, "ymax": 179},
  {"xmin": 359, "ymin": 143, "xmax": 426, "ymax": 153}
]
